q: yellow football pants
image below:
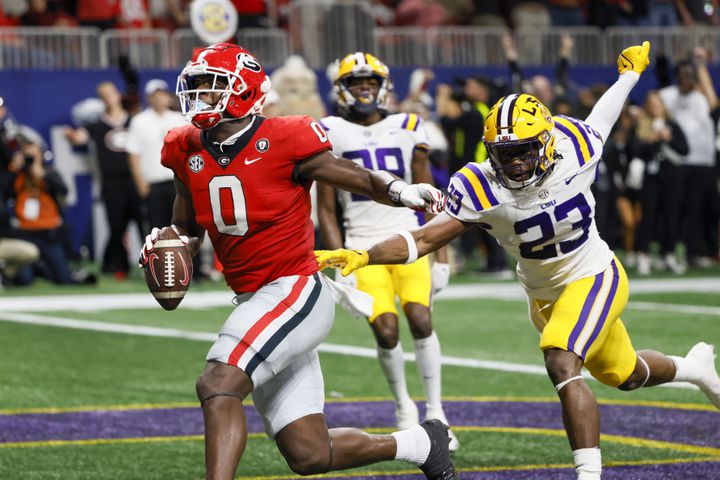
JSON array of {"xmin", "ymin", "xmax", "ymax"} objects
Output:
[
  {"xmin": 529, "ymin": 257, "xmax": 637, "ymax": 387},
  {"xmin": 354, "ymin": 256, "xmax": 432, "ymax": 322}
]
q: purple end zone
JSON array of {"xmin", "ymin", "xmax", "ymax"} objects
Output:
[
  {"xmin": 2, "ymin": 400, "xmax": 719, "ymax": 479},
  {"xmin": 1, "ymin": 401, "xmax": 719, "ymax": 447}
]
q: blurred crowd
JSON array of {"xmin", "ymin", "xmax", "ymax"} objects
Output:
[
  {"xmin": 1, "ymin": 33, "xmax": 719, "ymax": 290},
  {"xmin": 0, "ymin": 0, "xmax": 716, "ymax": 30}
]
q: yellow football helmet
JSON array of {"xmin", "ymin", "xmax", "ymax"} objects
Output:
[
  {"xmin": 484, "ymin": 93, "xmax": 556, "ymax": 189},
  {"xmin": 333, "ymin": 52, "xmax": 392, "ymax": 119}
]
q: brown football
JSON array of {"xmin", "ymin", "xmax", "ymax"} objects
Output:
[{"xmin": 143, "ymin": 226, "xmax": 193, "ymax": 311}]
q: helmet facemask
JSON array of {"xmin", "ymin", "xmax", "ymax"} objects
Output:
[
  {"xmin": 333, "ymin": 52, "xmax": 392, "ymax": 121},
  {"xmin": 486, "ymin": 132, "xmax": 555, "ymax": 190},
  {"xmin": 177, "ymin": 67, "xmax": 248, "ymax": 128},
  {"xmin": 337, "ymin": 74, "xmax": 390, "ymax": 120}
]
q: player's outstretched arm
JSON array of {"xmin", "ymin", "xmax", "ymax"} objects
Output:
[
  {"xmin": 585, "ymin": 41, "xmax": 650, "ymax": 142},
  {"xmin": 316, "ymin": 181, "xmax": 344, "ymax": 250},
  {"xmin": 316, "ymin": 214, "xmax": 467, "ymax": 276},
  {"xmin": 297, "ymin": 150, "xmax": 445, "ymax": 213}
]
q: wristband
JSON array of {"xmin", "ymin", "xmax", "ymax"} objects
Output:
[
  {"xmin": 387, "ymin": 180, "xmax": 408, "ymax": 206},
  {"xmin": 397, "ymin": 230, "xmax": 418, "ymax": 264}
]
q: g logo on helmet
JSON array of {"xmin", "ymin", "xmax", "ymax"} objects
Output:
[{"xmin": 190, "ymin": 0, "xmax": 238, "ymax": 45}]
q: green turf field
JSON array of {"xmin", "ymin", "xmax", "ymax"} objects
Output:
[{"xmin": 1, "ymin": 273, "xmax": 719, "ymax": 479}]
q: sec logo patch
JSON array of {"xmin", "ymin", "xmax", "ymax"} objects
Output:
[
  {"xmin": 255, "ymin": 138, "xmax": 270, "ymax": 153},
  {"xmin": 188, "ymin": 155, "xmax": 204, "ymax": 173}
]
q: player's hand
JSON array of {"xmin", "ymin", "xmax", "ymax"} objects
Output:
[
  {"xmin": 315, "ymin": 249, "xmax": 369, "ymax": 277},
  {"xmin": 431, "ymin": 262, "xmax": 450, "ymax": 294},
  {"xmin": 618, "ymin": 41, "xmax": 650, "ymax": 75},
  {"xmin": 138, "ymin": 226, "xmax": 189, "ymax": 267},
  {"xmin": 400, "ymin": 183, "xmax": 446, "ymax": 214}
]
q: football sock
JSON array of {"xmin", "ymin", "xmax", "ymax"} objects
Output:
[
  {"xmin": 414, "ymin": 331, "xmax": 443, "ymax": 411},
  {"xmin": 573, "ymin": 447, "xmax": 601, "ymax": 480},
  {"xmin": 669, "ymin": 355, "xmax": 697, "ymax": 382},
  {"xmin": 378, "ymin": 344, "xmax": 412, "ymax": 404},
  {"xmin": 391, "ymin": 424, "xmax": 431, "ymax": 466}
]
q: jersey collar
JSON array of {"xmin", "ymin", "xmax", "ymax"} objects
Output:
[{"xmin": 201, "ymin": 116, "xmax": 265, "ymax": 168}]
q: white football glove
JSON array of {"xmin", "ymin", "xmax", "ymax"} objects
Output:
[
  {"xmin": 399, "ymin": 183, "xmax": 446, "ymax": 214},
  {"xmin": 431, "ymin": 262, "xmax": 450, "ymax": 294},
  {"xmin": 138, "ymin": 225, "xmax": 189, "ymax": 267}
]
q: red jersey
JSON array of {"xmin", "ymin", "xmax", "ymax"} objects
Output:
[{"xmin": 161, "ymin": 115, "xmax": 331, "ymax": 292}]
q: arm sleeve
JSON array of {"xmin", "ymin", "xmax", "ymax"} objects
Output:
[{"xmin": 584, "ymin": 71, "xmax": 640, "ymax": 143}]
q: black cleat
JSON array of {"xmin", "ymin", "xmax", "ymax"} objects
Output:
[{"xmin": 419, "ymin": 419, "xmax": 459, "ymax": 480}]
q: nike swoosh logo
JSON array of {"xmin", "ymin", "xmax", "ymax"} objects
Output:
[
  {"xmin": 565, "ymin": 173, "xmax": 580, "ymax": 185},
  {"xmin": 244, "ymin": 157, "xmax": 261, "ymax": 165}
]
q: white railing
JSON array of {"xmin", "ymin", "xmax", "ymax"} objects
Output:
[
  {"xmin": 515, "ymin": 27, "xmax": 605, "ymax": 66},
  {"xmin": 0, "ymin": 26, "xmax": 717, "ymax": 70},
  {"xmin": 288, "ymin": 0, "xmax": 375, "ymax": 68},
  {"xmin": 375, "ymin": 27, "xmax": 510, "ymax": 67},
  {"xmin": 0, "ymin": 27, "xmax": 99, "ymax": 69},
  {"xmin": 99, "ymin": 29, "xmax": 172, "ymax": 69}
]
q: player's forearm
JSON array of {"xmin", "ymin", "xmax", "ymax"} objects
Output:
[
  {"xmin": 434, "ymin": 245, "xmax": 448, "ymax": 264},
  {"xmin": 585, "ymin": 72, "xmax": 639, "ymax": 142},
  {"xmin": 318, "ymin": 216, "xmax": 344, "ymax": 250},
  {"xmin": 367, "ymin": 170, "xmax": 404, "ymax": 207},
  {"xmin": 367, "ymin": 234, "xmax": 413, "ymax": 265},
  {"xmin": 367, "ymin": 225, "xmax": 448, "ymax": 266}
]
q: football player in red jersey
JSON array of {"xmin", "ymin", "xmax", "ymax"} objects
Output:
[{"xmin": 138, "ymin": 43, "xmax": 456, "ymax": 480}]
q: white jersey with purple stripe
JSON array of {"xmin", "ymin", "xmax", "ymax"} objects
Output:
[
  {"xmin": 320, "ymin": 113, "xmax": 429, "ymax": 249},
  {"xmin": 445, "ymin": 115, "xmax": 614, "ymax": 300}
]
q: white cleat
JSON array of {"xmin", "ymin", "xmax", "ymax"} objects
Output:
[
  {"xmin": 425, "ymin": 408, "xmax": 460, "ymax": 453},
  {"xmin": 686, "ymin": 342, "xmax": 720, "ymax": 409},
  {"xmin": 396, "ymin": 400, "xmax": 420, "ymax": 430}
]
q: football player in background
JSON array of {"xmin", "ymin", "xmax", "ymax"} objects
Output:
[
  {"xmin": 317, "ymin": 52, "xmax": 458, "ymax": 451},
  {"xmin": 138, "ymin": 43, "xmax": 457, "ymax": 480},
  {"xmin": 317, "ymin": 41, "xmax": 720, "ymax": 480}
]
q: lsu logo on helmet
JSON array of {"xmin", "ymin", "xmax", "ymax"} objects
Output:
[
  {"xmin": 333, "ymin": 52, "xmax": 393, "ymax": 119},
  {"xmin": 484, "ymin": 94, "xmax": 556, "ymax": 189}
]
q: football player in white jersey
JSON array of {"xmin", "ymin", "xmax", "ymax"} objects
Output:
[
  {"xmin": 316, "ymin": 42, "xmax": 720, "ymax": 480},
  {"xmin": 317, "ymin": 52, "xmax": 458, "ymax": 450}
]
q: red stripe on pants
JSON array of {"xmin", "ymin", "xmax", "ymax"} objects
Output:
[{"xmin": 227, "ymin": 275, "xmax": 309, "ymax": 367}]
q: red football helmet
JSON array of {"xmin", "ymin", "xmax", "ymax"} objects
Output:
[{"xmin": 176, "ymin": 43, "xmax": 272, "ymax": 129}]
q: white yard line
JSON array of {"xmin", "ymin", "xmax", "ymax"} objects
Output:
[
  {"xmin": 0, "ymin": 311, "xmax": 698, "ymax": 391},
  {"xmin": 1, "ymin": 277, "xmax": 719, "ymax": 315}
]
